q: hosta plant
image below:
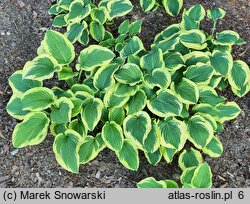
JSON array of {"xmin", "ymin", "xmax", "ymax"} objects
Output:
[
  {"xmin": 138, "ymin": 162, "xmax": 212, "ymax": 188},
  {"xmin": 140, "ymin": 0, "xmax": 183, "ymax": 17},
  {"xmin": 49, "ymin": 0, "xmax": 133, "ymax": 44},
  {"xmin": 6, "ymin": 3, "xmax": 250, "ymax": 188},
  {"xmin": 99, "ymin": 19, "xmax": 143, "ymax": 53}
]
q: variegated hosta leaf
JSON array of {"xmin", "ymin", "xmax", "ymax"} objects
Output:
[
  {"xmin": 98, "ymin": 0, "xmax": 109, "ymax": 7},
  {"xmin": 50, "ymin": 97, "xmax": 74, "ymax": 124},
  {"xmin": 79, "ymin": 29, "xmax": 89, "ymax": 45},
  {"xmin": 101, "ymin": 106, "xmax": 109, "ymax": 122},
  {"xmin": 202, "ymin": 136, "xmax": 223, "ymax": 158},
  {"xmin": 217, "ymin": 78, "xmax": 229, "ymax": 91},
  {"xmin": 181, "ymin": 11, "xmax": 199, "ymax": 31},
  {"xmin": 198, "ymin": 86, "xmax": 225, "ymax": 106},
  {"xmin": 115, "ymin": 139, "xmax": 139, "ymax": 171},
  {"xmin": 179, "ymin": 29, "xmax": 207, "ymax": 50},
  {"xmin": 195, "ymin": 113, "xmax": 218, "ymax": 131},
  {"xmin": 162, "ymin": 0, "xmax": 183, "ymax": 17},
  {"xmin": 186, "ymin": 4, "xmax": 205, "ymax": 22},
  {"xmin": 213, "ymin": 30, "xmax": 240, "ymax": 46},
  {"xmin": 210, "ymin": 50, "xmax": 233, "ymax": 77},
  {"xmin": 207, "ymin": 8, "xmax": 226, "ymax": 21},
  {"xmin": 161, "ymin": 146, "xmax": 178, "ymax": 163},
  {"xmin": 37, "ymin": 40, "xmax": 47, "ymax": 56},
  {"xmin": 53, "ymin": 130, "xmax": 82, "ymax": 173},
  {"xmin": 180, "ymin": 166, "xmax": 196, "ymax": 185},
  {"xmin": 144, "ymin": 68, "xmax": 171, "ymax": 89},
  {"xmin": 209, "ymin": 75, "xmax": 222, "ymax": 88},
  {"xmin": 58, "ymin": 0, "xmax": 74, "ymax": 10},
  {"xmin": 178, "ymin": 148, "xmax": 203, "ymax": 171},
  {"xmin": 52, "ymin": 87, "xmax": 74, "ymax": 98},
  {"xmin": 164, "ymin": 180, "xmax": 179, "ymax": 188},
  {"xmin": 89, "ymin": 21, "xmax": 105, "ymax": 42},
  {"xmin": 21, "ymin": 87, "xmax": 56, "ymax": 111},
  {"xmin": 120, "ymin": 36, "xmax": 145, "ymax": 57},
  {"xmin": 8, "ymin": 70, "xmax": 42, "ymax": 97},
  {"xmin": 125, "ymin": 90, "xmax": 147, "ymax": 115},
  {"xmin": 171, "ymin": 68, "xmax": 183, "ymax": 84},
  {"xmin": 171, "ymin": 78, "xmax": 199, "ymax": 104},
  {"xmin": 93, "ymin": 63, "xmax": 120, "ymax": 92},
  {"xmin": 75, "ymin": 91, "xmax": 93, "ymax": 101},
  {"xmin": 77, "ymin": 45, "xmax": 115, "ymax": 71},
  {"xmin": 22, "ymin": 54, "xmax": 61, "ymax": 81},
  {"xmin": 118, "ymin": 20, "xmax": 130, "ymax": 35},
  {"xmin": 6, "ymin": 96, "xmax": 30, "ymax": 120},
  {"xmin": 143, "ymin": 120, "xmax": 161, "ymax": 153},
  {"xmin": 115, "ymin": 43, "xmax": 124, "ymax": 53},
  {"xmin": 184, "ymin": 63, "xmax": 214, "ymax": 85},
  {"xmin": 142, "ymin": 84, "xmax": 156, "ymax": 100},
  {"xmin": 152, "ymin": 34, "xmax": 179, "ymax": 53},
  {"xmin": 58, "ymin": 66, "xmax": 77, "ymax": 80},
  {"xmin": 140, "ymin": 49, "xmax": 164, "ymax": 73},
  {"xmin": 213, "ymin": 44, "xmax": 232, "ymax": 53},
  {"xmin": 44, "ymin": 30, "xmax": 75, "ymax": 65},
  {"xmin": 12, "ymin": 112, "xmax": 50, "ymax": 148},
  {"xmin": 66, "ymin": 21, "xmax": 86, "ymax": 43},
  {"xmin": 107, "ymin": 0, "xmax": 133, "ymax": 19},
  {"xmin": 181, "ymin": 163, "xmax": 212, "ymax": 188},
  {"xmin": 115, "ymin": 41, "xmax": 125, "ymax": 53},
  {"xmin": 233, "ymin": 82, "xmax": 250, "ymax": 98},
  {"xmin": 123, "ymin": 111, "xmax": 151, "ymax": 148},
  {"xmin": 147, "ymin": 90, "xmax": 183, "ymax": 117},
  {"xmin": 108, "ymin": 107, "xmax": 125, "ymax": 125},
  {"xmin": 138, "ymin": 177, "xmax": 179, "ymax": 188},
  {"xmin": 81, "ymin": 97, "xmax": 104, "ymax": 131},
  {"xmin": 180, "ymin": 104, "xmax": 190, "ymax": 119},
  {"xmin": 114, "ymin": 63, "xmax": 143, "ymax": 86},
  {"xmin": 191, "ymin": 163, "xmax": 212, "ymax": 188},
  {"xmin": 50, "ymin": 123, "xmax": 67, "ymax": 137},
  {"xmin": 90, "ymin": 6, "xmax": 108, "ymax": 25},
  {"xmin": 186, "ymin": 115, "xmax": 214, "ymax": 149},
  {"xmin": 129, "ymin": 20, "xmax": 143, "ymax": 36},
  {"xmin": 52, "ymin": 14, "xmax": 67, "ymax": 28},
  {"xmin": 192, "ymin": 103, "xmax": 218, "ymax": 118},
  {"xmin": 69, "ymin": 118, "xmax": 87, "ymax": 137},
  {"xmin": 159, "ymin": 117, "xmax": 187, "ymax": 150},
  {"xmin": 71, "ymin": 84, "xmax": 94, "ymax": 95},
  {"xmin": 183, "ymin": 51, "xmax": 210, "ymax": 66},
  {"xmin": 228, "ymin": 60, "xmax": 250, "ymax": 96},
  {"xmin": 104, "ymin": 87, "xmax": 130, "ymax": 108},
  {"xmin": 154, "ymin": 24, "xmax": 181, "ymax": 43},
  {"xmin": 48, "ymin": 4, "xmax": 61, "ymax": 15},
  {"xmin": 78, "ymin": 134, "xmax": 106, "ymax": 164},
  {"xmin": 215, "ymin": 102, "xmax": 241, "ymax": 123},
  {"xmin": 174, "ymin": 45, "xmax": 190, "ymax": 57},
  {"xmin": 144, "ymin": 149, "xmax": 162, "ymax": 165},
  {"xmin": 113, "ymin": 83, "xmax": 138, "ymax": 97},
  {"xmin": 101, "ymin": 121, "xmax": 124, "ymax": 151},
  {"xmin": 140, "ymin": 0, "xmax": 156, "ymax": 12},
  {"xmin": 67, "ymin": 0, "xmax": 91, "ymax": 22},
  {"xmin": 137, "ymin": 177, "xmax": 166, "ymax": 188},
  {"xmin": 164, "ymin": 52, "xmax": 185, "ymax": 71}
]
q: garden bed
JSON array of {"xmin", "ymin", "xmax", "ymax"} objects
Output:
[{"xmin": 0, "ymin": 0, "xmax": 249, "ymax": 187}]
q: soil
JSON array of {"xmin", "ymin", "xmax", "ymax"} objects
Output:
[{"xmin": 0, "ymin": 0, "xmax": 249, "ymax": 188}]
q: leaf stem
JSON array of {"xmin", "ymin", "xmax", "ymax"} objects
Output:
[
  {"xmin": 211, "ymin": 20, "xmax": 217, "ymax": 37},
  {"xmin": 78, "ymin": 69, "xmax": 83, "ymax": 82}
]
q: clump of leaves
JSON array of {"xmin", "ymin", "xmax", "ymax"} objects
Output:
[
  {"xmin": 138, "ymin": 161, "xmax": 212, "ymax": 188},
  {"xmin": 7, "ymin": 3, "xmax": 250, "ymax": 188},
  {"xmin": 49, "ymin": 0, "xmax": 133, "ymax": 44},
  {"xmin": 140, "ymin": 0, "xmax": 183, "ymax": 17}
]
